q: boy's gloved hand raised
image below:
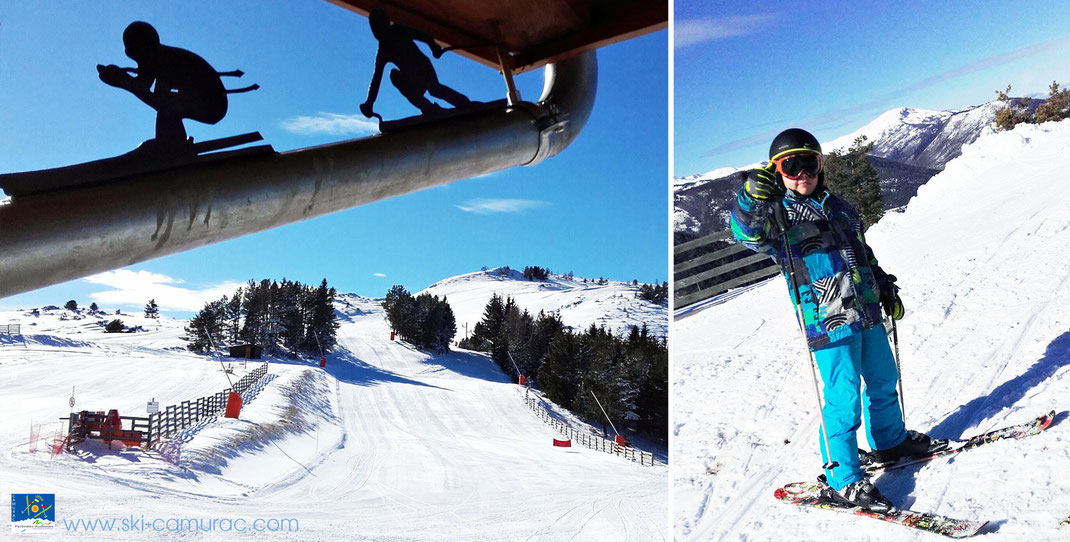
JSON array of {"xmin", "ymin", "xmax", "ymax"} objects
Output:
[{"xmin": 743, "ymin": 163, "xmax": 785, "ymax": 201}]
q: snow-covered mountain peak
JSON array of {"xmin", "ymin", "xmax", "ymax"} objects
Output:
[
  {"xmin": 674, "ymin": 163, "xmax": 762, "ymax": 195},
  {"xmin": 824, "ymin": 101, "xmax": 1006, "ymax": 169}
]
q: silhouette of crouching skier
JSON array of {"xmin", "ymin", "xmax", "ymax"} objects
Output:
[
  {"xmin": 97, "ymin": 21, "xmax": 259, "ymax": 151},
  {"xmin": 360, "ymin": 8, "xmax": 471, "ymax": 119}
]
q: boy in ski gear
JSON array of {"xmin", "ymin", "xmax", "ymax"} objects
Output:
[{"xmin": 730, "ymin": 128, "xmax": 929, "ymax": 510}]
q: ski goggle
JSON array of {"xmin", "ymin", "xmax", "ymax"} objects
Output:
[{"xmin": 773, "ymin": 152, "xmax": 823, "ymax": 179}]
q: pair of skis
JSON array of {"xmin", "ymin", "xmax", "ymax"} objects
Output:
[{"xmin": 774, "ymin": 410, "xmax": 1055, "ymax": 538}]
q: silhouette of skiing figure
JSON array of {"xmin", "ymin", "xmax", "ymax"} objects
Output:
[
  {"xmin": 360, "ymin": 8, "xmax": 471, "ymax": 119},
  {"xmin": 97, "ymin": 21, "xmax": 258, "ymax": 152}
]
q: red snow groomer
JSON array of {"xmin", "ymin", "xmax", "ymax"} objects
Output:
[{"xmin": 64, "ymin": 409, "xmax": 148, "ymax": 449}]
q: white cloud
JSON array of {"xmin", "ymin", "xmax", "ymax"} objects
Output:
[
  {"xmin": 373, "ymin": 273, "xmax": 387, "ymax": 278},
  {"xmin": 84, "ymin": 270, "xmax": 242, "ymax": 312},
  {"xmin": 455, "ymin": 198, "xmax": 549, "ymax": 215},
  {"xmin": 675, "ymin": 15, "xmax": 778, "ymax": 49},
  {"xmin": 280, "ymin": 112, "xmax": 379, "ymax": 136}
]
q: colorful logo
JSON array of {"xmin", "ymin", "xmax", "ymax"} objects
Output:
[{"xmin": 10, "ymin": 494, "xmax": 55, "ymax": 533}]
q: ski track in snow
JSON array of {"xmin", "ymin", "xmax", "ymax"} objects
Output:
[
  {"xmin": 675, "ymin": 120, "xmax": 1070, "ymax": 541},
  {"xmin": 0, "ymin": 289, "xmax": 666, "ymax": 540}
]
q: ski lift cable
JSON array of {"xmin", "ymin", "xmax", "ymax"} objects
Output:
[
  {"xmin": 589, "ymin": 390, "xmax": 620, "ymax": 437},
  {"xmin": 506, "ymin": 350, "xmax": 523, "ymax": 377},
  {"xmin": 203, "ymin": 326, "xmax": 234, "ymax": 388}
]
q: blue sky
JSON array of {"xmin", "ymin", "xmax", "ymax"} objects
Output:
[
  {"xmin": 0, "ymin": 1, "xmax": 668, "ymax": 316},
  {"xmin": 674, "ymin": 0, "xmax": 1070, "ymax": 176}
]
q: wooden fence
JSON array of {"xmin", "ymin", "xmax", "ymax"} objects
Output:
[
  {"xmin": 1, "ymin": 324, "xmax": 20, "ymax": 335},
  {"xmin": 523, "ymin": 394, "xmax": 656, "ymax": 466},
  {"xmin": 674, "ymin": 230, "xmax": 779, "ymax": 309},
  {"xmin": 144, "ymin": 361, "xmax": 269, "ymax": 447}
]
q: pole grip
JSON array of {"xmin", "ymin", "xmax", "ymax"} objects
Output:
[{"xmin": 771, "ymin": 198, "xmax": 790, "ymax": 234}]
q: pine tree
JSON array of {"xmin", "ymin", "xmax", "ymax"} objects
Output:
[
  {"xmin": 305, "ymin": 279, "xmax": 339, "ymax": 356},
  {"xmin": 538, "ymin": 330, "xmax": 580, "ymax": 409},
  {"xmin": 277, "ymin": 280, "xmax": 304, "ymax": 357},
  {"xmin": 994, "ymin": 84, "xmax": 1034, "ymax": 130},
  {"xmin": 491, "ymin": 298, "xmax": 521, "ymax": 373},
  {"xmin": 89, "ymin": 302, "xmax": 99, "ymax": 313},
  {"xmin": 225, "ymin": 290, "xmax": 243, "ymax": 344},
  {"xmin": 185, "ymin": 298, "xmax": 226, "ymax": 352},
  {"xmin": 240, "ymin": 279, "xmax": 269, "ymax": 346},
  {"xmin": 578, "ymin": 325, "xmax": 625, "ymax": 435},
  {"xmin": 432, "ymin": 296, "xmax": 457, "ymax": 352},
  {"xmin": 636, "ymin": 332, "xmax": 669, "ymax": 441},
  {"xmin": 64, "ymin": 300, "xmax": 78, "ymax": 311},
  {"xmin": 383, "ymin": 285, "xmax": 415, "ymax": 340},
  {"xmin": 144, "ymin": 299, "xmax": 160, "ymax": 319},
  {"xmin": 1035, "ymin": 81, "xmax": 1070, "ymax": 123},
  {"xmin": 465, "ymin": 293, "xmax": 505, "ymax": 352},
  {"xmin": 823, "ymin": 135, "xmax": 884, "ymax": 229}
]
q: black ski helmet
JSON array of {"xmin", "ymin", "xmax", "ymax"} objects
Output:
[{"xmin": 769, "ymin": 128, "xmax": 822, "ymax": 161}]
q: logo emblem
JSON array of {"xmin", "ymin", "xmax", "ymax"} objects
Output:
[{"xmin": 10, "ymin": 494, "xmax": 55, "ymax": 533}]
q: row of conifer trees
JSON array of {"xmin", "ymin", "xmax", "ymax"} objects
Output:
[
  {"xmin": 185, "ymin": 278, "xmax": 338, "ymax": 358},
  {"xmin": 459, "ymin": 294, "xmax": 668, "ymax": 441}
]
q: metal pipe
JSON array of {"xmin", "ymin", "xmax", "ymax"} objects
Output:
[{"xmin": 0, "ymin": 52, "xmax": 597, "ymax": 299}]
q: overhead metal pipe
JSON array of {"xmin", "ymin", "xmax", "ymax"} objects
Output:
[{"xmin": 0, "ymin": 51, "xmax": 597, "ymax": 299}]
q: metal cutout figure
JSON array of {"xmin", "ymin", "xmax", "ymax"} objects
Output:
[
  {"xmin": 360, "ymin": 8, "xmax": 472, "ymax": 120},
  {"xmin": 97, "ymin": 21, "xmax": 259, "ymax": 152}
]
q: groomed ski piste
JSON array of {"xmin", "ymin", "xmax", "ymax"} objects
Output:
[
  {"xmin": 674, "ymin": 119, "xmax": 1070, "ymax": 540},
  {"xmin": 0, "ymin": 273, "xmax": 667, "ymax": 540}
]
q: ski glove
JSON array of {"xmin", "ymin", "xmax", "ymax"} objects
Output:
[
  {"xmin": 743, "ymin": 163, "xmax": 784, "ymax": 201},
  {"xmin": 879, "ymin": 274, "xmax": 905, "ymax": 320}
]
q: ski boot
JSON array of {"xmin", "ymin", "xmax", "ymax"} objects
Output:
[
  {"xmin": 818, "ymin": 475, "xmax": 896, "ymax": 513},
  {"xmin": 869, "ymin": 430, "xmax": 948, "ymax": 465}
]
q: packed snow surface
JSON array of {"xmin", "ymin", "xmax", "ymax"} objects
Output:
[
  {"xmin": 674, "ymin": 120, "xmax": 1070, "ymax": 540},
  {"xmin": 1, "ymin": 286, "xmax": 666, "ymax": 539}
]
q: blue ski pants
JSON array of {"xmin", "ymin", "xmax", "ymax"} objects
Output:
[{"xmin": 815, "ymin": 325, "xmax": 907, "ymax": 490}]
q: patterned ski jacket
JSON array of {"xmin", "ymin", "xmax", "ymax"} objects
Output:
[{"xmin": 730, "ymin": 176, "xmax": 889, "ymax": 349}]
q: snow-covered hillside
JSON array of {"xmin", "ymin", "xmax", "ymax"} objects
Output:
[
  {"xmin": 419, "ymin": 268, "xmax": 668, "ymax": 340},
  {"xmin": 1, "ymin": 294, "xmax": 666, "ymax": 539},
  {"xmin": 674, "ymin": 120, "xmax": 1070, "ymax": 540}
]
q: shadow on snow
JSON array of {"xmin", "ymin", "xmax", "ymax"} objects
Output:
[{"xmin": 881, "ymin": 328, "xmax": 1070, "ymax": 507}]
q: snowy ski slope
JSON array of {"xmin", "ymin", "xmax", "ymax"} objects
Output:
[
  {"xmin": 674, "ymin": 120, "xmax": 1070, "ymax": 540},
  {"xmin": 0, "ymin": 287, "xmax": 666, "ymax": 539}
]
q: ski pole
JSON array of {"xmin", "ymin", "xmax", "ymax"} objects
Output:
[
  {"xmin": 773, "ymin": 202, "xmax": 838, "ymax": 473},
  {"xmin": 889, "ymin": 316, "xmax": 905, "ymax": 420}
]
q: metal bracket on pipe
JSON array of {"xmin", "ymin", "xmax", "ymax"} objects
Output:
[{"xmin": 497, "ymin": 46, "xmax": 522, "ymax": 106}]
